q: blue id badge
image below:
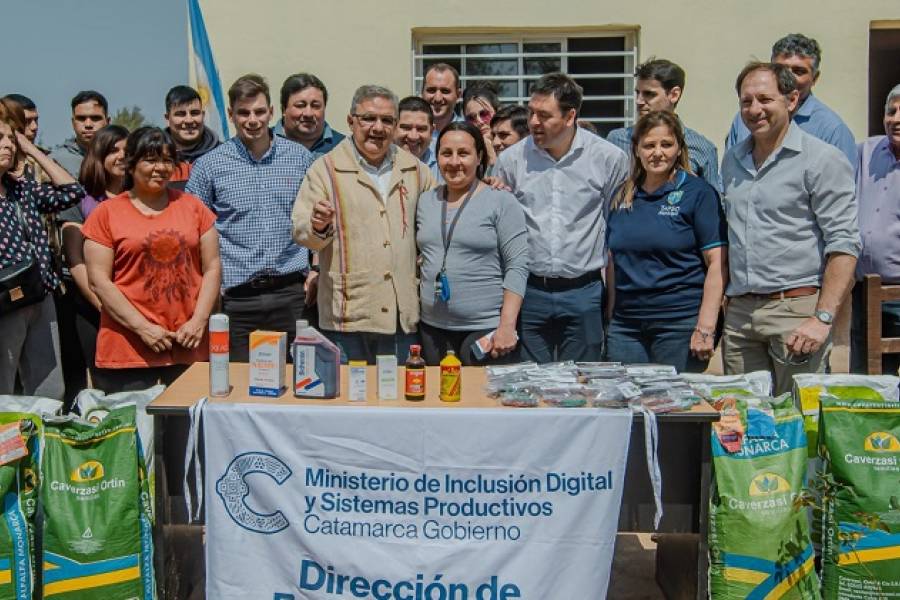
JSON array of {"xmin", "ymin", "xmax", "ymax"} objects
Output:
[{"xmin": 435, "ymin": 271, "xmax": 451, "ymax": 302}]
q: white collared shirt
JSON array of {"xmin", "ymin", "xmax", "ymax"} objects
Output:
[
  {"xmin": 352, "ymin": 143, "xmax": 396, "ymax": 199},
  {"xmin": 494, "ymin": 127, "xmax": 628, "ymax": 278}
]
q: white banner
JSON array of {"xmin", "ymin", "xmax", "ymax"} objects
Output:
[{"xmin": 203, "ymin": 404, "xmax": 633, "ymax": 599}]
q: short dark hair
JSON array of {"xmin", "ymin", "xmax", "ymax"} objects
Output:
[
  {"xmin": 422, "ymin": 63, "xmax": 461, "ymax": 92},
  {"xmin": 165, "ymin": 86, "xmax": 201, "ymax": 113},
  {"xmin": 436, "ymin": 121, "xmax": 489, "ymax": 180},
  {"xmin": 398, "ymin": 96, "xmax": 434, "ymax": 125},
  {"xmin": 122, "ymin": 126, "xmax": 179, "ymax": 190},
  {"xmin": 771, "ymin": 33, "xmax": 822, "ymax": 73},
  {"xmin": 71, "ymin": 90, "xmax": 108, "ymax": 115},
  {"xmin": 2, "ymin": 94, "xmax": 35, "ymax": 111},
  {"xmin": 735, "ymin": 61, "xmax": 798, "ymax": 97},
  {"xmin": 635, "ymin": 58, "xmax": 686, "ymax": 93},
  {"xmin": 490, "ymin": 104, "xmax": 529, "ymax": 138},
  {"xmin": 280, "ymin": 73, "xmax": 328, "ymax": 111},
  {"xmin": 79, "ymin": 125, "xmax": 129, "ymax": 197},
  {"xmin": 462, "ymin": 81, "xmax": 501, "ymax": 112},
  {"xmin": 228, "ymin": 74, "xmax": 270, "ymax": 107},
  {"xmin": 530, "ymin": 72, "xmax": 583, "ymax": 116}
]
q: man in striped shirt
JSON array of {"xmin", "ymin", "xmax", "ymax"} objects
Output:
[{"xmin": 607, "ymin": 58, "xmax": 721, "ymax": 192}]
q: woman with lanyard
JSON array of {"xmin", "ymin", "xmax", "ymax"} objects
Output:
[
  {"xmin": 606, "ymin": 110, "xmax": 728, "ymax": 372},
  {"xmin": 416, "ymin": 121, "xmax": 529, "ymax": 365},
  {"xmin": 0, "ymin": 105, "xmax": 85, "ymax": 397}
]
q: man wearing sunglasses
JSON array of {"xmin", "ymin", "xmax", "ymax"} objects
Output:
[{"xmin": 293, "ymin": 85, "xmax": 436, "ymax": 364}]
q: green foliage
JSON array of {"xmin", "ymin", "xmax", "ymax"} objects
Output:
[{"xmin": 111, "ymin": 105, "xmax": 150, "ymax": 131}]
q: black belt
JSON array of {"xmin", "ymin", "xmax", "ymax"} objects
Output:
[
  {"xmin": 527, "ymin": 270, "xmax": 603, "ymax": 291},
  {"xmin": 225, "ymin": 271, "xmax": 305, "ymax": 298}
]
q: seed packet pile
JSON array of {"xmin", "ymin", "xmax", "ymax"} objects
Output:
[{"xmin": 486, "ymin": 362, "xmax": 701, "ymax": 411}]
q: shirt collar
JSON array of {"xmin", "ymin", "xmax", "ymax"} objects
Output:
[
  {"xmin": 233, "ymin": 132, "xmax": 276, "ymax": 163},
  {"xmin": 735, "ymin": 121, "xmax": 803, "ymax": 173},
  {"xmin": 880, "ymin": 136, "xmax": 900, "ymax": 164},
  {"xmin": 635, "ymin": 169, "xmax": 687, "ymax": 199},
  {"xmin": 350, "ymin": 140, "xmax": 396, "ymax": 175},
  {"xmin": 794, "ymin": 93, "xmax": 820, "ymax": 120},
  {"xmin": 527, "ymin": 126, "xmax": 585, "ymax": 162},
  {"xmin": 273, "ymin": 120, "xmax": 335, "ymax": 148}
]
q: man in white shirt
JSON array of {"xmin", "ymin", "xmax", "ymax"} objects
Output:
[{"xmin": 494, "ymin": 73, "xmax": 628, "ymax": 362}]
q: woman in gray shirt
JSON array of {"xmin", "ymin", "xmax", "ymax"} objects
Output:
[{"xmin": 416, "ymin": 122, "xmax": 529, "ymax": 365}]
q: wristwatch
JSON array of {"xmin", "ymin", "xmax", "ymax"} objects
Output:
[{"xmin": 814, "ymin": 310, "xmax": 834, "ymax": 325}]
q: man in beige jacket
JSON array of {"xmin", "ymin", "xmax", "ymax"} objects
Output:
[{"xmin": 293, "ymin": 85, "xmax": 436, "ymax": 363}]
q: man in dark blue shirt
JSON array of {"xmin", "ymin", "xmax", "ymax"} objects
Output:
[{"xmin": 274, "ymin": 73, "xmax": 345, "ymax": 158}]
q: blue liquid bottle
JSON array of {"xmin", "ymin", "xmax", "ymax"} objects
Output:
[{"xmin": 292, "ymin": 319, "xmax": 341, "ymax": 398}]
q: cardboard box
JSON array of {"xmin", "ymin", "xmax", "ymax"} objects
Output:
[{"xmin": 249, "ymin": 331, "xmax": 286, "ymax": 397}]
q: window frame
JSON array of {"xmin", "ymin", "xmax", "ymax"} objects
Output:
[{"xmin": 412, "ymin": 30, "xmax": 639, "ymax": 127}]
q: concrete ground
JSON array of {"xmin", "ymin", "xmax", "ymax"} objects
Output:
[{"xmin": 609, "ymin": 534, "xmax": 665, "ymax": 599}]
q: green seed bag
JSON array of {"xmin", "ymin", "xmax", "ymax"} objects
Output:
[
  {"xmin": 709, "ymin": 396, "xmax": 821, "ymax": 599},
  {"xmin": 819, "ymin": 398, "xmax": 900, "ymax": 599},
  {"xmin": 793, "ymin": 375, "xmax": 898, "ymax": 458},
  {"xmin": 0, "ymin": 397, "xmax": 62, "ymax": 600},
  {"xmin": 40, "ymin": 404, "xmax": 154, "ymax": 599},
  {"xmin": 74, "ymin": 386, "xmax": 162, "ymax": 522}
]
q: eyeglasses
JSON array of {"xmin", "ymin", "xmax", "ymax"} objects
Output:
[
  {"xmin": 352, "ymin": 113, "xmax": 397, "ymax": 128},
  {"xmin": 768, "ymin": 341, "xmax": 811, "ymax": 367},
  {"xmin": 465, "ymin": 109, "xmax": 493, "ymax": 124}
]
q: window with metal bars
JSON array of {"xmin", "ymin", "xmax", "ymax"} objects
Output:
[{"xmin": 413, "ymin": 33, "xmax": 638, "ymax": 136}]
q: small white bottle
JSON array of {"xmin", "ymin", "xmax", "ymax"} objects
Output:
[{"xmin": 209, "ymin": 313, "xmax": 230, "ymax": 396}]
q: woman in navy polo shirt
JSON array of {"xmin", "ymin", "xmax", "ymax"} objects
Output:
[{"xmin": 606, "ymin": 111, "xmax": 728, "ymax": 372}]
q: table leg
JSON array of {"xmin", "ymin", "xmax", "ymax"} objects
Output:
[
  {"xmin": 696, "ymin": 422, "xmax": 711, "ymax": 600},
  {"xmin": 153, "ymin": 415, "xmax": 168, "ymax": 598}
]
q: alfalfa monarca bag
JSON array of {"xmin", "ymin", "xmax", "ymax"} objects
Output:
[
  {"xmin": 819, "ymin": 398, "xmax": 900, "ymax": 599},
  {"xmin": 40, "ymin": 403, "xmax": 154, "ymax": 599},
  {"xmin": 0, "ymin": 396, "xmax": 61, "ymax": 600},
  {"xmin": 708, "ymin": 395, "xmax": 820, "ymax": 599}
]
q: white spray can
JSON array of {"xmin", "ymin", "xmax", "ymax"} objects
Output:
[{"xmin": 209, "ymin": 313, "xmax": 230, "ymax": 396}]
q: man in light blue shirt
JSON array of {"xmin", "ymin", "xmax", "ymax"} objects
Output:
[
  {"xmin": 494, "ymin": 73, "xmax": 628, "ymax": 362},
  {"xmin": 187, "ymin": 74, "xmax": 314, "ymax": 361},
  {"xmin": 721, "ymin": 62, "xmax": 859, "ymax": 395},
  {"xmin": 607, "ymin": 58, "xmax": 721, "ymax": 191},
  {"xmin": 725, "ymin": 33, "xmax": 856, "ymax": 166},
  {"xmin": 421, "ymin": 63, "xmax": 465, "ymax": 154},
  {"xmin": 394, "ymin": 96, "xmax": 442, "ymax": 181}
]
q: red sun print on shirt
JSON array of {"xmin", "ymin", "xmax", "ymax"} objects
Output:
[{"xmin": 139, "ymin": 229, "xmax": 191, "ymax": 302}]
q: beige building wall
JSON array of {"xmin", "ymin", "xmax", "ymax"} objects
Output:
[{"xmin": 201, "ymin": 0, "xmax": 899, "ymax": 151}]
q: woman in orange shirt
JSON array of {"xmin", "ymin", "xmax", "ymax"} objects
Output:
[{"xmin": 83, "ymin": 127, "xmax": 221, "ymax": 391}]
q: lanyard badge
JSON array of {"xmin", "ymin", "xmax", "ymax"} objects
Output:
[
  {"xmin": 435, "ymin": 270, "xmax": 451, "ymax": 302},
  {"xmin": 436, "ymin": 180, "xmax": 479, "ymax": 305}
]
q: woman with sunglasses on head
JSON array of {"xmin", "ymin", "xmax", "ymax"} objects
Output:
[
  {"xmin": 462, "ymin": 82, "xmax": 501, "ymax": 170},
  {"xmin": 82, "ymin": 127, "xmax": 221, "ymax": 391},
  {"xmin": 605, "ymin": 111, "xmax": 728, "ymax": 372},
  {"xmin": 0, "ymin": 105, "xmax": 85, "ymax": 398},
  {"xmin": 57, "ymin": 125, "xmax": 128, "ymax": 389},
  {"xmin": 416, "ymin": 121, "xmax": 529, "ymax": 365}
]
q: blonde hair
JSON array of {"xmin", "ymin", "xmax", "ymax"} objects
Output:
[{"xmin": 612, "ymin": 111, "xmax": 692, "ymax": 210}]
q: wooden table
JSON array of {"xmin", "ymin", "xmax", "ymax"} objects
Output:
[{"xmin": 149, "ymin": 362, "xmax": 718, "ymax": 599}]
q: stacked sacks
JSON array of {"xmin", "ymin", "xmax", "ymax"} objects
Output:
[
  {"xmin": 40, "ymin": 401, "xmax": 154, "ymax": 599},
  {"xmin": 709, "ymin": 395, "xmax": 820, "ymax": 599},
  {"xmin": 0, "ymin": 397, "xmax": 61, "ymax": 600},
  {"xmin": 819, "ymin": 398, "xmax": 900, "ymax": 599}
]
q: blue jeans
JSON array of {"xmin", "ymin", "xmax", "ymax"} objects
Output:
[
  {"xmin": 605, "ymin": 315, "xmax": 707, "ymax": 373},
  {"xmin": 518, "ymin": 280, "xmax": 604, "ymax": 363},
  {"xmin": 324, "ymin": 329, "xmax": 420, "ymax": 365}
]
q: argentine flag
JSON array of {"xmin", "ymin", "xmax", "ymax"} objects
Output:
[{"xmin": 188, "ymin": 0, "xmax": 229, "ymax": 139}]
